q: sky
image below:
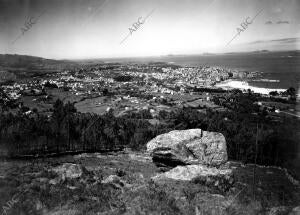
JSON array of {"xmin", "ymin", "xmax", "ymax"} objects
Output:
[{"xmin": 0, "ymin": 0, "xmax": 299, "ymax": 59}]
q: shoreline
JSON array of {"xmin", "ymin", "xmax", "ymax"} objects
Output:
[{"xmin": 215, "ymin": 80, "xmax": 286, "ymax": 95}]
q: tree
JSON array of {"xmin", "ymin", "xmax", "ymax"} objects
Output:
[
  {"xmin": 286, "ymin": 87, "xmax": 296, "ymax": 96},
  {"xmin": 286, "ymin": 87, "xmax": 296, "ymax": 101},
  {"xmin": 52, "ymin": 99, "xmax": 65, "ymax": 152},
  {"xmin": 103, "ymin": 88, "xmax": 109, "ymax": 96},
  {"xmin": 269, "ymin": 91, "xmax": 278, "ymax": 97},
  {"xmin": 247, "ymin": 88, "xmax": 252, "ymax": 95},
  {"xmin": 44, "ymin": 81, "xmax": 58, "ymax": 88}
]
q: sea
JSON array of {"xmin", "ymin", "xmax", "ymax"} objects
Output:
[{"xmin": 105, "ymin": 51, "xmax": 300, "ymax": 92}]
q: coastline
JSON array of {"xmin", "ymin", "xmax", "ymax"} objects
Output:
[{"xmin": 215, "ymin": 80, "xmax": 286, "ymax": 95}]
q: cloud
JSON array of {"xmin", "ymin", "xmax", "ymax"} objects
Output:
[
  {"xmin": 247, "ymin": 37, "xmax": 299, "ymax": 45},
  {"xmin": 277, "ymin": 20, "xmax": 289, "ymax": 24},
  {"xmin": 265, "ymin": 20, "xmax": 290, "ymax": 25}
]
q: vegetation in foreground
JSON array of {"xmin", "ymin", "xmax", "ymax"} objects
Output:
[{"xmin": 0, "ymin": 152, "xmax": 299, "ymax": 215}]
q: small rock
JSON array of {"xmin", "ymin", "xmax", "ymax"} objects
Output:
[
  {"xmin": 49, "ymin": 178, "xmax": 60, "ymax": 185},
  {"xmin": 134, "ymin": 173, "xmax": 144, "ymax": 179},
  {"xmin": 38, "ymin": 177, "xmax": 49, "ymax": 183},
  {"xmin": 128, "ymin": 153, "xmax": 152, "ymax": 163},
  {"xmin": 66, "ymin": 185, "xmax": 77, "ymax": 190},
  {"xmin": 52, "ymin": 163, "xmax": 83, "ymax": 180},
  {"xmin": 267, "ymin": 206, "xmax": 291, "ymax": 215},
  {"xmin": 74, "ymin": 153, "xmax": 90, "ymax": 159},
  {"xmin": 289, "ymin": 206, "xmax": 300, "ymax": 215},
  {"xmin": 102, "ymin": 175, "xmax": 122, "ymax": 184},
  {"xmin": 211, "ymin": 194, "xmax": 225, "ymax": 199},
  {"xmin": 102, "ymin": 175, "xmax": 131, "ymax": 189},
  {"xmin": 35, "ymin": 200, "xmax": 43, "ymax": 210},
  {"xmin": 257, "ymin": 187, "xmax": 263, "ymax": 192}
]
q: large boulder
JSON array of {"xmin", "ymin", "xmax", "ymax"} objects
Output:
[
  {"xmin": 146, "ymin": 129, "xmax": 228, "ymax": 167},
  {"xmin": 152, "ymin": 164, "xmax": 234, "ymax": 192}
]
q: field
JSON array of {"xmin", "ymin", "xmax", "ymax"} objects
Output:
[
  {"xmin": 19, "ymin": 88, "xmax": 86, "ymax": 113},
  {"xmin": 75, "ymin": 96, "xmax": 110, "ymax": 115}
]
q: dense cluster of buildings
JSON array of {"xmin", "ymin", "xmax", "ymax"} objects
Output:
[{"xmin": 3, "ymin": 62, "xmax": 290, "ymax": 117}]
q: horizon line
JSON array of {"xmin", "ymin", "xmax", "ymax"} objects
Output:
[{"xmin": 1, "ymin": 49, "xmax": 299, "ymax": 61}]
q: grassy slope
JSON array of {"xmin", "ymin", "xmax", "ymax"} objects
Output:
[{"xmin": 0, "ymin": 152, "xmax": 299, "ymax": 215}]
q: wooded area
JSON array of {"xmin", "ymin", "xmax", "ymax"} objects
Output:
[{"xmin": 0, "ymin": 95, "xmax": 299, "ymax": 167}]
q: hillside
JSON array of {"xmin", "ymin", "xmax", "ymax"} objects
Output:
[
  {"xmin": 0, "ymin": 54, "xmax": 78, "ymax": 82},
  {"xmin": 0, "ymin": 54, "xmax": 75, "ymax": 69}
]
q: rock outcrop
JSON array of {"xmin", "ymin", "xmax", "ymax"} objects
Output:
[
  {"xmin": 152, "ymin": 164, "xmax": 234, "ymax": 192},
  {"xmin": 147, "ymin": 129, "xmax": 233, "ymax": 191},
  {"xmin": 146, "ymin": 129, "xmax": 228, "ymax": 167}
]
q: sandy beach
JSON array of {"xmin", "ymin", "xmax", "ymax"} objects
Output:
[{"xmin": 215, "ymin": 80, "xmax": 286, "ymax": 95}]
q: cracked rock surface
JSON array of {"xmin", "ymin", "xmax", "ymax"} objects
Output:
[{"xmin": 147, "ymin": 129, "xmax": 228, "ymax": 167}]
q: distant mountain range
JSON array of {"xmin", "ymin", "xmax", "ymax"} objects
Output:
[
  {"xmin": 223, "ymin": 50, "xmax": 271, "ymax": 55},
  {"xmin": 0, "ymin": 54, "xmax": 77, "ymax": 70},
  {"xmin": 0, "ymin": 54, "xmax": 80, "ymax": 82},
  {"xmin": 163, "ymin": 50, "xmax": 299, "ymax": 57}
]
